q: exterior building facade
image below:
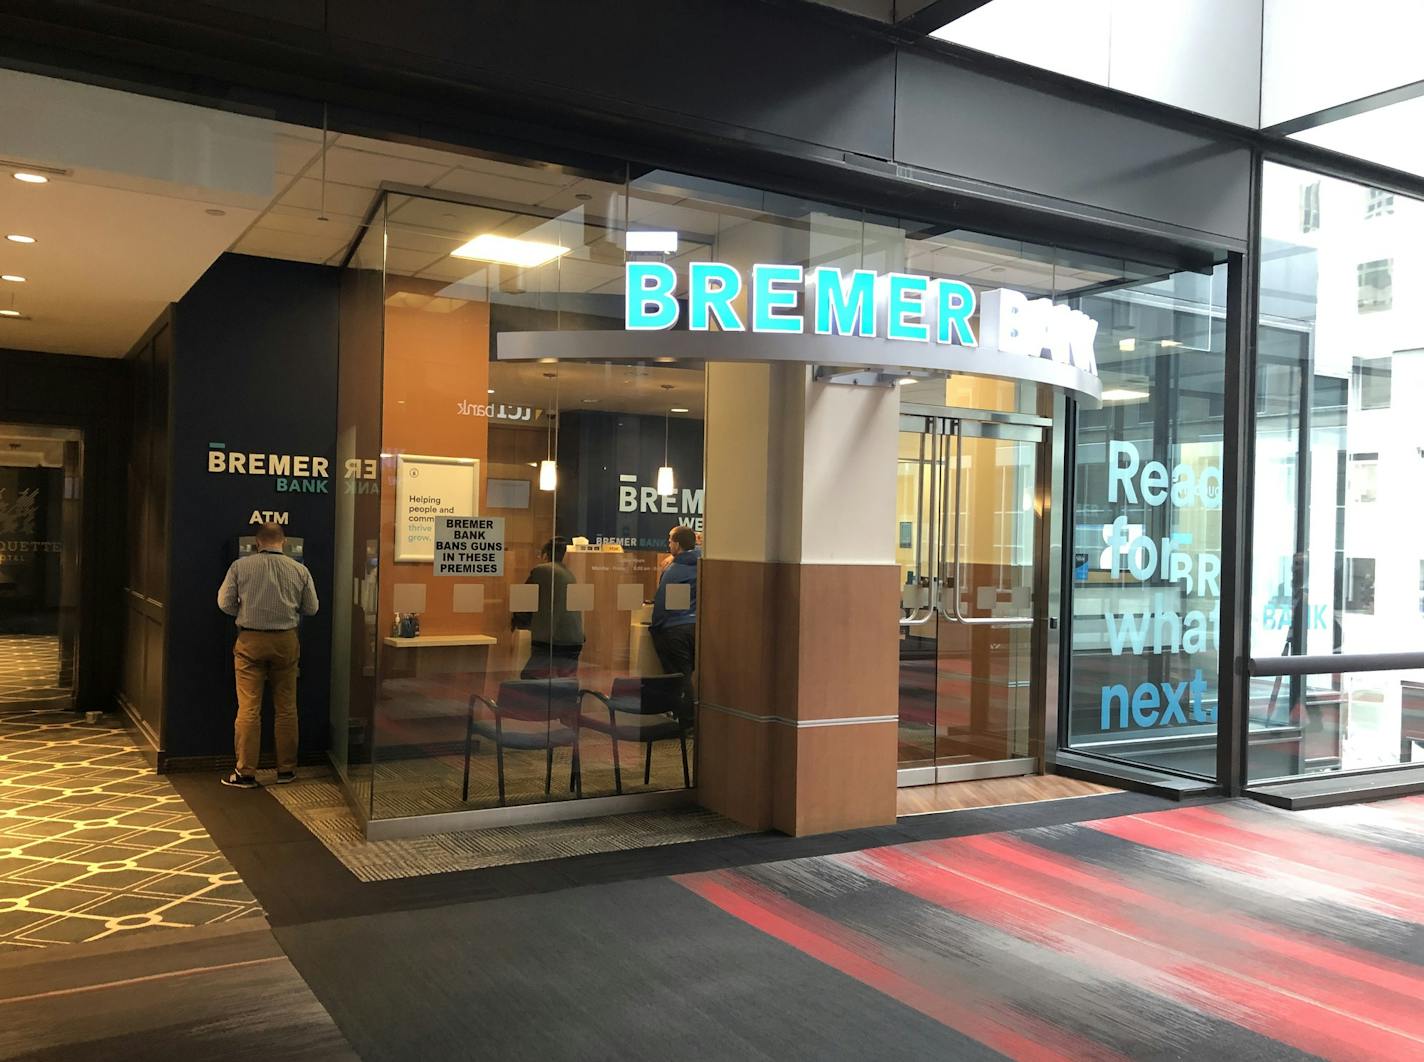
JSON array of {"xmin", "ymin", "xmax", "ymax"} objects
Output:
[{"xmin": 0, "ymin": 0, "xmax": 1421, "ymax": 839}]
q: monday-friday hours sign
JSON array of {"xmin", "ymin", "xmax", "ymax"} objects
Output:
[{"xmin": 433, "ymin": 517, "xmax": 505, "ymax": 576}]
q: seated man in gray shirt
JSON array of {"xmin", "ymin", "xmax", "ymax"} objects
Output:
[{"xmin": 217, "ymin": 522, "xmax": 319, "ymax": 788}]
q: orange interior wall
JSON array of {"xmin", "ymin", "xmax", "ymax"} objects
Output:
[{"xmin": 378, "ymin": 298, "xmax": 491, "ymax": 637}]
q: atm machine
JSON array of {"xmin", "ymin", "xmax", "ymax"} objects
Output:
[{"xmin": 233, "ymin": 535, "xmax": 305, "ymax": 563}]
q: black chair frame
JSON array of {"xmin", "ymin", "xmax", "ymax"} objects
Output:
[
  {"xmin": 579, "ymin": 681, "xmax": 691, "ymax": 795},
  {"xmin": 463, "ymin": 691, "xmax": 582, "ymax": 806}
]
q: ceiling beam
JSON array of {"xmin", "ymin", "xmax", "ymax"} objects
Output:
[{"xmin": 896, "ymin": 0, "xmax": 997, "ymax": 37}]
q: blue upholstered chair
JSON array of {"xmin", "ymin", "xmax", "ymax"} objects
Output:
[
  {"xmin": 579, "ymin": 675, "xmax": 691, "ymax": 793},
  {"xmin": 463, "ymin": 679, "xmax": 582, "ymax": 805}
]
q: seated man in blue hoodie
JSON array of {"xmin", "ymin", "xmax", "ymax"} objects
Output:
[{"xmin": 650, "ymin": 525, "xmax": 700, "ymax": 723}]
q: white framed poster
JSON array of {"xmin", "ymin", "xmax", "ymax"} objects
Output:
[{"xmin": 394, "ymin": 453, "xmax": 479, "ymax": 562}]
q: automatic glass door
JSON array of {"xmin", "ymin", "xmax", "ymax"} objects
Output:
[{"xmin": 896, "ymin": 410, "xmax": 1045, "ymax": 785}]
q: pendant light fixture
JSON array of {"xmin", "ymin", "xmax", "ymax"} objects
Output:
[
  {"xmin": 656, "ymin": 384, "xmax": 676, "ymax": 496},
  {"xmin": 539, "ymin": 370, "xmax": 558, "ymax": 491}
]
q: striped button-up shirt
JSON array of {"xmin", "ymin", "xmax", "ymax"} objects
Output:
[{"xmin": 217, "ymin": 550, "xmax": 319, "ymax": 630}]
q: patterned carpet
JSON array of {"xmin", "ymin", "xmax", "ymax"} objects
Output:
[
  {"xmin": 269, "ymin": 776, "xmax": 751, "ymax": 882},
  {"xmin": 678, "ymin": 796, "xmax": 1424, "ymax": 1060},
  {"xmin": 0, "ymin": 633, "xmax": 70, "ymax": 710},
  {"xmin": 0, "ymin": 711, "xmax": 263, "ymax": 951}
]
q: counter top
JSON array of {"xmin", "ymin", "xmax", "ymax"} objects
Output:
[{"xmin": 383, "ymin": 635, "xmax": 498, "ymax": 648}]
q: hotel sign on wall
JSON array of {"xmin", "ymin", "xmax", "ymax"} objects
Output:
[{"xmin": 495, "ymin": 262, "xmax": 1103, "ymax": 405}]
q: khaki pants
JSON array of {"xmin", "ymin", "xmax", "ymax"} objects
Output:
[{"xmin": 234, "ymin": 629, "xmax": 299, "ymax": 776}]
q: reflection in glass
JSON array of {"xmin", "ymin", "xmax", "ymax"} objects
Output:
[
  {"xmin": 0, "ymin": 423, "xmax": 82, "ymax": 711},
  {"xmin": 1065, "ymin": 265, "xmax": 1228, "ymax": 778},
  {"xmin": 1249, "ymin": 162, "xmax": 1424, "ymax": 781}
]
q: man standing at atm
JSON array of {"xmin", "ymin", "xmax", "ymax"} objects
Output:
[
  {"xmin": 216, "ymin": 522, "xmax": 319, "ymax": 789},
  {"xmin": 651, "ymin": 525, "xmax": 700, "ymax": 721}
]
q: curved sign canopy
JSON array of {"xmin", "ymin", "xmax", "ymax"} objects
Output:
[{"xmin": 496, "ymin": 262, "xmax": 1103, "ymax": 407}]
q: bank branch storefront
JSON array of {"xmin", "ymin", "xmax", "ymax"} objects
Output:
[{"xmin": 315, "ymin": 155, "xmax": 1247, "ymax": 840}]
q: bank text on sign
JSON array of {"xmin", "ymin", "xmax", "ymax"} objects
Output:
[{"xmin": 434, "ymin": 517, "xmax": 504, "ymax": 577}]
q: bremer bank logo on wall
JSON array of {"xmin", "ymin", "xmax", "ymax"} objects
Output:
[
  {"xmin": 624, "ymin": 262, "xmax": 1100, "ymax": 376},
  {"xmin": 206, "ymin": 443, "xmax": 381, "ymax": 524}
]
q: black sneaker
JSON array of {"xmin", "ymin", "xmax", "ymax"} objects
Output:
[
  {"xmin": 275, "ymin": 771, "xmax": 296, "ymax": 784},
  {"xmin": 221, "ymin": 772, "xmax": 259, "ymax": 789}
]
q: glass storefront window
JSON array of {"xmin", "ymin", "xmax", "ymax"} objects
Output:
[
  {"xmin": 1064, "ymin": 266, "xmax": 1229, "ymax": 778},
  {"xmin": 333, "ymin": 173, "xmax": 710, "ymax": 820},
  {"xmin": 1249, "ymin": 161, "xmax": 1424, "ymax": 782}
]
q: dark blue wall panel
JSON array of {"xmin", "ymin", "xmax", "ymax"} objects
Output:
[{"xmin": 166, "ymin": 254, "xmax": 338, "ymax": 761}]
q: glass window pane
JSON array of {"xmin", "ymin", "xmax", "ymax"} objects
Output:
[
  {"xmin": 1065, "ymin": 265, "xmax": 1228, "ymax": 778},
  {"xmin": 1250, "ymin": 161, "xmax": 1424, "ymax": 782}
]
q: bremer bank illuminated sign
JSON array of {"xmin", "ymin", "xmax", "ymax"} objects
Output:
[
  {"xmin": 494, "ymin": 261, "xmax": 1103, "ymax": 405},
  {"xmin": 625, "ymin": 262, "xmax": 1099, "ymax": 377}
]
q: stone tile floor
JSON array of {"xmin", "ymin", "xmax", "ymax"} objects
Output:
[{"xmin": 0, "ymin": 710, "xmax": 263, "ymax": 951}]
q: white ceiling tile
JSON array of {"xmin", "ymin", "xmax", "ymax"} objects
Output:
[
  {"xmin": 429, "ymin": 167, "xmax": 567, "ymax": 206},
  {"xmin": 232, "ymin": 227, "xmax": 352, "ymax": 264},
  {"xmin": 270, "ymin": 177, "xmax": 379, "ymax": 218},
  {"xmin": 321, "ymin": 145, "xmax": 452, "ymax": 190},
  {"xmin": 274, "ymin": 134, "xmax": 323, "ymax": 177}
]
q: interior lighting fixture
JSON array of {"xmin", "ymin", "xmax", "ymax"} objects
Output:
[
  {"xmin": 626, "ymin": 230, "xmax": 679, "ymax": 254},
  {"xmin": 657, "ymin": 385, "xmax": 676, "ymax": 496},
  {"xmin": 539, "ymin": 371, "xmax": 558, "ymax": 491},
  {"xmin": 897, "ymin": 377, "xmax": 917, "ymax": 385},
  {"xmin": 12, "ymin": 172, "xmax": 47, "ymax": 184},
  {"xmin": 487, "ymin": 388, "xmax": 495, "ymax": 395},
  {"xmin": 1101, "ymin": 388, "xmax": 1150, "ymax": 403},
  {"xmin": 1, "ymin": 275, "xmax": 24, "ymax": 283},
  {"xmin": 5, "ymin": 234, "xmax": 35, "ymax": 244},
  {"xmin": 669, "ymin": 407, "xmax": 689, "ymax": 414},
  {"xmin": 1159, "ymin": 339, "xmax": 1183, "ymax": 348},
  {"xmin": 0, "ymin": 309, "xmax": 23, "ymax": 318},
  {"xmin": 451, "ymin": 233, "xmax": 570, "ymax": 268},
  {"xmin": 1118, "ymin": 338, "xmax": 1136, "ymax": 352}
]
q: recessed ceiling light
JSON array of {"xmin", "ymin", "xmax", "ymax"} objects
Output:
[
  {"xmin": 0, "ymin": 309, "xmax": 25, "ymax": 318},
  {"xmin": 897, "ymin": 377, "xmax": 917, "ymax": 385},
  {"xmin": 581, "ymin": 398, "xmax": 598, "ymax": 404},
  {"xmin": 205, "ymin": 208, "xmax": 227, "ymax": 217},
  {"xmin": 12, "ymin": 172, "xmax": 47, "ymax": 184},
  {"xmin": 5, "ymin": 234, "xmax": 35, "ymax": 244},
  {"xmin": 1118, "ymin": 338, "xmax": 1136, "ymax": 352},
  {"xmin": 1, "ymin": 275, "xmax": 24, "ymax": 283},
  {"xmin": 1159, "ymin": 339, "xmax": 1183, "ymax": 348},
  {"xmin": 487, "ymin": 388, "xmax": 495, "ymax": 395},
  {"xmin": 450, "ymin": 234, "xmax": 570, "ymax": 268},
  {"xmin": 669, "ymin": 406, "xmax": 689, "ymax": 413}
]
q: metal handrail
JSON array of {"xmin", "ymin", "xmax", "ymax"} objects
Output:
[{"xmin": 1248, "ymin": 651, "xmax": 1424, "ymax": 677}]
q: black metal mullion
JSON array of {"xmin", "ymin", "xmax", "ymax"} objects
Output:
[{"xmin": 1216, "ymin": 150, "xmax": 1263, "ymax": 796}]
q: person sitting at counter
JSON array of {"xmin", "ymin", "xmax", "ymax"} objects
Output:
[
  {"xmin": 515, "ymin": 537, "xmax": 585, "ymax": 679},
  {"xmin": 651, "ymin": 525, "xmax": 700, "ymax": 719}
]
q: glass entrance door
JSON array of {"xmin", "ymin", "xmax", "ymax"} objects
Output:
[{"xmin": 896, "ymin": 410, "xmax": 1044, "ymax": 784}]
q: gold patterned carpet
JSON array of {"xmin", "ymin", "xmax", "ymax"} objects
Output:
[
  {"xmin": 0, "ymin": 711, "xmax": 263, "ymax": 951},
  {"xmin": 269, "ymin": 776, "xmax": 752, "ymax": 882},
  {"xmin": 0, "ymin": 634, "xmax": 71, "ymax": 710}
]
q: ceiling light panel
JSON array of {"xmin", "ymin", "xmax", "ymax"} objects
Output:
[{"xmin": 450, "ymin": 233, "xmax": 570, "ymax": 268}]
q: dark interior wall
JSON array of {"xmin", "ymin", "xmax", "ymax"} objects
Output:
[
  {"xmin": 0, "ymin": 347, "xmax": 128, "ymax": 713},
  {"xmin": 165, "ymin": 253, "xmax": 338, "ymax": 763}
]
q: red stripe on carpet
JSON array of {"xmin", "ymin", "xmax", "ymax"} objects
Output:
[
  {"xmin": 847, "ymin": 843, "xmax": 1424, "ymax": 1060},
  {"xmin": 952, "ymin": 832, "xmax": 1424, "ymax": 1006},
  {"xmin": 676, "ymin": 869, "xmax": 1131, "ymax": 1062},
  {"xmin": 1084, "ymin": 813, "xmax": 1419, "ymax": 916}
]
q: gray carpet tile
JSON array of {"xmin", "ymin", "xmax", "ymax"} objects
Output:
[
  {"xmin": 276, "ymin": 875, "xmax": 980, "ymax": 1062},
  {"xmin": 0, "ymin": 919, "xmax": 357, "ymax": 1061}
]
